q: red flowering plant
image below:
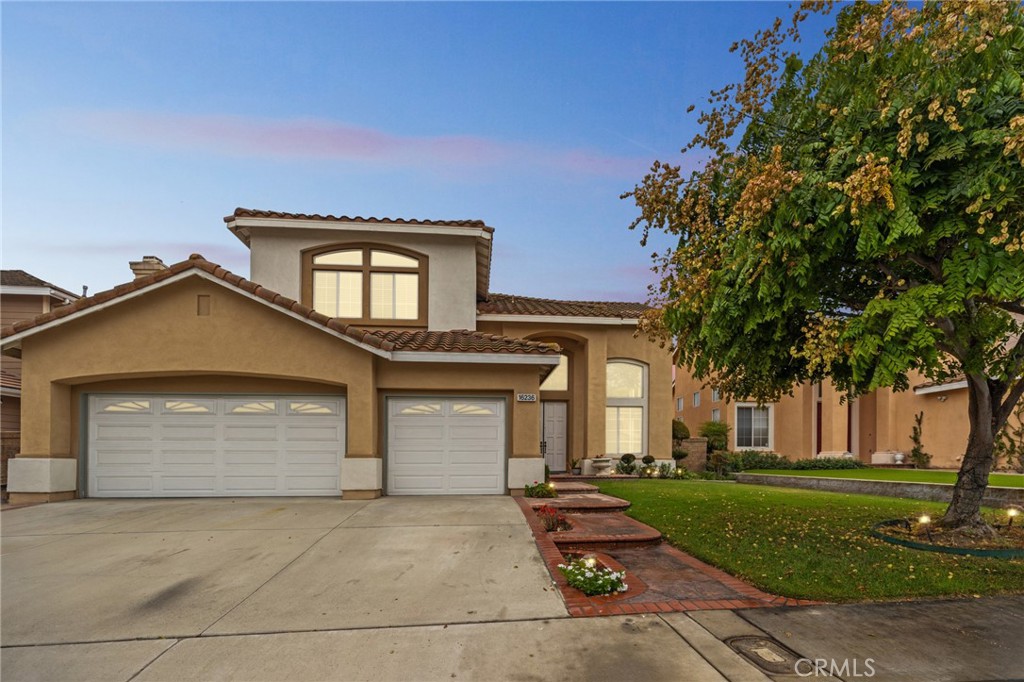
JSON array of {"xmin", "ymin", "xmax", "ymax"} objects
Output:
[{"xmin": 536, "ymin": 505, "xmax": 571, "ymax": 532}]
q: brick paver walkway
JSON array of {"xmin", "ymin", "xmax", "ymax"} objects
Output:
[{"xmin": 516, "ymin": 495, "xmax": 822, "ymax": 617}]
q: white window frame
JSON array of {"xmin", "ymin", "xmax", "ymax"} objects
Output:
[
  {"xmin": 711, "ymin": 408, "xmax": 721, "ymax": 423},
  {"xmin": 692, "ymin": 391, "xmax": 700, "ymax": 407},
  {"xmin": 711, "ymin": 388, "xmax": 721, "ymax": 402},
  {"xmin": 606, "ymin": 359, "xmax": 648, "ymax": 455},
  {"xmin": 734, "ymin": 402, "xmax": 774, "ymax": 450},
  {"xmin": 675, "ymin": 397, "xmax": 684, "ymax": 412}
]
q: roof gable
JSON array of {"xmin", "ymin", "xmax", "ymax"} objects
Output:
[
  {"xmin": 224, "ymin": 207, "xmax": 494, "ymax": 300},
  {"xmin": 1, "ymin": 255, "xmax": 557, "ymax": 363}
]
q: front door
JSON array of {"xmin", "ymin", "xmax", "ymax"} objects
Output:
[{"xmin": 542, "ymin": 401, "xmax": 567, "ymax": 472}]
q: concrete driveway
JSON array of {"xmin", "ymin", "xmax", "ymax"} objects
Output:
[{"xmin": 1, "ymin": 497, "xmax": 566, "ymax": 645}]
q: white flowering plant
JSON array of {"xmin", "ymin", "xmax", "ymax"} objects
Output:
[{"xmin": 558, "ymin": 557, "xmax": 627, "ymax": 596}]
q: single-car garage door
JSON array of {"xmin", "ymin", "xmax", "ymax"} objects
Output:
[
  {"xmin": 387, "ymin": 397, "xmax": 505, "ymax": 495},
  {"xmin": 87, "ymin": 395, "xmax": 345, "ymax": 497}
]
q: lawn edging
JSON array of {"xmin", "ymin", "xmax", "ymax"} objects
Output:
[{"xmin": 735, "ymin": 473, "xmax": 1023, "ymax": 507}]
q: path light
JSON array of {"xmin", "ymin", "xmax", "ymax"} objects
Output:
[
  {"xmin": 1008, "ymin": 508, "xmax": 1019, "ymax": 528},
  {"xmin": 918, "ymin": 514, "xmax": 933, "ymax": 542},
  {"xmin": 548, "ymin": 482, "xmax": 555, "ymax": 489},
  {"xmin": 584, "ymin": 557, "xmax": 597, "ymax": 568}
]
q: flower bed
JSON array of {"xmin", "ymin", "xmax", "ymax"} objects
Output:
[{"xmin": 558, "ymin": 555, "xmax": 627, "ymax": 596}]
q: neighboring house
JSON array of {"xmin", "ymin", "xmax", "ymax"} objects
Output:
[
  {"xmin": 1, "ymin": 208, "xmax": 671, "ymax": 504},
  {"xmin": 674, "ymin": 369, "xmax": 990, "ymax": 469},
  {"xmin": 0, "ymin": 271, "xmax": 79, "ymax": 487}
]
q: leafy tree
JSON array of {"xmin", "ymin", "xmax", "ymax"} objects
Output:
[{"xmin": 626, "ymin": 1, "xmax": 1024, "ymax": 532}]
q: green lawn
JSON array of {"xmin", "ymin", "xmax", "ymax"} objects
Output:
[
  {"xmin": 745, "ymin": 468, "xmax": 1024, "ymax": 487},
  {"xmin": 597, "ymin": 480, "xmax": 1024, "ymax": 602}
]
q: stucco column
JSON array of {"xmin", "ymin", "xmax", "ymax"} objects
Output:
[
  {"xmin": 819, "ymin": 382, "xmax": 850, "ymax": 456},
  {"xmin": 585, "ymin": 332, "xmax": 608, "ymax": 457},
  {"xmin": 340, "ymin": 364, "xmax": 379, "ymax": 499},
  {"xmin": 8, "ymin": 377, "xmax": 76, "ymax": 503}
]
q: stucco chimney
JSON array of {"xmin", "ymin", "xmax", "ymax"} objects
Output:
[{"xmin": 129, "ymin": 256, "xmax": 167, "ymax": 280}]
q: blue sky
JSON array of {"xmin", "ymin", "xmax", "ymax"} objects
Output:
[{"xmin": 2, "ymin": 2, "xmax": 831, "ymax": 301}]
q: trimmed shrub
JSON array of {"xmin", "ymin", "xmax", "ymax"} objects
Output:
[
  {"xmin": 699, "ymin": 421, "xmax": 730, "ymax": 452},
  {"xmin": 672, "ymin": 447, "xmax": 690, "ymax": 462},
  {"xmin": 641, "ymin": 454, "xmax": 656, "ymax": 465},
  {"xmin": 672, "ymin": 420, "xmax": 690, "ymax": 440}
]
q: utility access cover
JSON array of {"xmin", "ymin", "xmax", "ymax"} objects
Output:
[{"xmin": 725, "ymin": 635, "xmax": 804, "ymax": 675}]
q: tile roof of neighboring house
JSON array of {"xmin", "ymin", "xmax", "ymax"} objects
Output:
[
  {"xmin": 0, "ymin": 370, "xmax": 20, "ymax": 391},
  {"xmin": 370, "ymin": 330, "xmax": 558, "ymax": 355},
  {"xmin": 1, "ymin": 270, "xmax": 79, "ymax": 300},
  {"xmin": 477, "ymin": 293, "xmax": 648, "ymax": 319},
  {"xmin": 225, "ymin": 208, "xmax": 489, "ymax": 230},
  {"xmin": 0, "ymin": 255, "xmax": 556, "ymax": 358},
  {"xmin": 914, "ymin": 376, "xmax": 968, "ymax": 391}
]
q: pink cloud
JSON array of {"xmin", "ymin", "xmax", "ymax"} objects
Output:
[{"xmin": 66, "ymin": 110, "xmax": 651, "ymax": 178}]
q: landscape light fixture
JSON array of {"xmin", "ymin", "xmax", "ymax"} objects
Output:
[
  {"xmin": 918, "ymin": 515, "xmax": 933, "ymax": 542},
  {"xmin": 1008, "ymin": 508, "xmax": 1019, "ymax": 528}
]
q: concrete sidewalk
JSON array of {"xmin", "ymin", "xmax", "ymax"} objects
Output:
[{"xmin": 3, "ymin": 598, "xmax": 1022, "ymax": 681}]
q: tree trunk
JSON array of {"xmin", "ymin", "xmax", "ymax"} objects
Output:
[{"xmin": 941, "ymin": 374, "xmax": 996, "ymax": 531}]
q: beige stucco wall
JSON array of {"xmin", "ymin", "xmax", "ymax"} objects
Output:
[
  {"xmin": 672, "ymin": 365, "xmax": 1012, "ymax": 469},
  {"xmin": 12, "ymin": 273, "xmax": 549, "ymax": 496},
  {"xmin": 247, "ymin": 226, "xmax": 480, "ymax": 331},
  {"xmin": 477, "ymin": 321, "xmax": 673, "ymax": 458}
]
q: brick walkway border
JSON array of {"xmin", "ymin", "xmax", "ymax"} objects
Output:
[{"xmin": 515, "ymin": 497, "xmax": 823, "ymax": 617}]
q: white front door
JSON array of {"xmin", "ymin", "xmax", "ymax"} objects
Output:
[
  {"xmin": 387, "ymin": 397, "xmax": 505, "ymax": 495},
  {"xmin": 87, "ymin": 394, "xmax": 345, "ymax": 497},
  {"xmin": 542, "ymin": 401, "xmax": 567, "ymax": 471}
]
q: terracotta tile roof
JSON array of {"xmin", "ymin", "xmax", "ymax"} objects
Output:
[
  {"xmin": 370, "ymin": 329, "xmax": 559, "ymax": 355},
  {"xmin": 0, "ymin": 255, "xmax": 395, "ymax": 351},
  {"xmin": 477, "ymin": 293, "xmax": 648, "ymax": 319},
  {"xmin": 914, "ymin": 376, "xmax": 967, "ymax": 391},
  {"xmin": 225, "ymin": 208, "xmax": 489, "ymax": 230},
  {"xmin": 0, "ymin": 256, "xmax": 555, "ymax": 358},
  {"xmin": 0, "ymin": 370, "xmax": 20, "ymax": 391},
  {"xmin": 1, "ymin": 270, "xmax": 78, "ymax": 299}
]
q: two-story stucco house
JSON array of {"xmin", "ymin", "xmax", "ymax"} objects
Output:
[{"xmin": 1, "ymin": 208, "xmax": 672, "ymax": 504}]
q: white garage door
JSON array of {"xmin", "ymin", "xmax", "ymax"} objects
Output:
[
  {"xmin": 387, "ymin": 397, "xmax": 505, "ymax": 495},
  {"xmin": 87, "ymin": 395, "xmax": 345, "ymax": 497}
]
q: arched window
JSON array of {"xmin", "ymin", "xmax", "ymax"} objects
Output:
[
  {"xmin": 303, "ymin": 245, "xmax": 427, "ymax": 325},
  {"xmin": 606, "ymin": 359, "xmax": 648, "ymax": 455}
]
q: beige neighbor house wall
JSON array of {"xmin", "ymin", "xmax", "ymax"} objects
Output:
[
  {"xmin": 10, "ymin": 275, "xmax": 545, "ymax": 503},
  {"xmin": 673, "ymin": 366, "xmax": 1015, "ymax": 469},
  {"xmin": 478, "ymin": 321, "xmax": 673, "ymax": 461},
  {"xmin": 248, "ymin": 227, "xmax": 481, "ymax": 332}
]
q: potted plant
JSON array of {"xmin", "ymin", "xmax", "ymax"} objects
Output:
[{"xmin": 570, "ymin": 458, "xmax": 581, "ymax": 475}]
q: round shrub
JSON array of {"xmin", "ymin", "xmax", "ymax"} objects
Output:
[
  {"xmin": 672, "ymin": 420, "xmax": 690, "ymax": 440},
  {"xmin": 641, "ymin": 454, "xmax": 656, "ymax": 465}
]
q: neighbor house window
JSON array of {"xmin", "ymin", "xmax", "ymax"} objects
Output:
[
  {"xmin": 736, "ymin": 404, "xmax": 772, "ymax": 449},
  {"xmin": 711, "ymin": 408, "xmax": 721, "ymax": 423},
  {"xmin": 711, "ymin": 388, "xmax": 721, "ymax": 402},
  {"xmin": 540, "ymin": 354, "xmax": 569, "ymax": 392},
  {"xmin": 675, "ymin": 397, "xmax": 684, "ymax": 412},
  {"xmin": 606, "ymin": 360, "xmax": 647, "ymax": 455},
  {"xmin": 305, "ymin": 245, "xmax": 426, "ymax": 325},
  {"xmin": 692, "ymin": 391, "xmax": 700, "ymax": 407}
]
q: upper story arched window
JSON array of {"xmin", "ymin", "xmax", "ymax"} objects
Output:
[{"xmin": 303, "ymin": 244, "xmax": 427, "ymax": 326}]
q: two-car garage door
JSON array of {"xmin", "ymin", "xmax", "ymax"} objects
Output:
[{"xmin": 87, "ymin": 395, "xmax": 345, "ymax": 497}]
